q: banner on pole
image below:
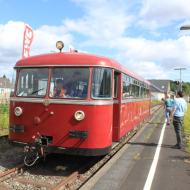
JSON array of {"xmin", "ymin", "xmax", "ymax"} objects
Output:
[{"xmin": 22, "ymin": 24, "xmax": 33, "ymax": 59}]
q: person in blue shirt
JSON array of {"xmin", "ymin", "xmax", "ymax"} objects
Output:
[
  {"xmin": 171, "ymin": 91, "xmax": 187, "ymax": 149},
  {"xmin": 164, "ymin": 94, "xmax": 174, "ymax": 125}
]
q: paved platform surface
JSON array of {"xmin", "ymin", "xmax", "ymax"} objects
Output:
[{"xmin": 82, "ymin": 108, "xmax": 190, "ymax": 190}]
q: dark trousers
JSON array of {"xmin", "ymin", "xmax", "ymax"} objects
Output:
[{"xmin": 173, "ymin": 116, "xmax": 184, "ymax": 146}]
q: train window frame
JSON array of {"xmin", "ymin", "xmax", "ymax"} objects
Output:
[
  {"xmin": 91, "ymin": 67, "xmax": 113, "ymax": 100},
  {"xmin": 122, "ymin": 75, "xmax": 148, "ymax": 99},
  {"xmin": 122, "ymin": 73, "xmax": 131, "ymax": 99},
  {"xmin": 49, "ymin": 67, "xmax": 90, "ymax": 99},
  {"xmin": 10, "ymin": 69, "xmax": 17, "ymax": 97},
  {"xmin": 129, "ymin": 78, "xmax": 138, "ymax": 98},
  {"xmin": 134, "ymin": 84, "xmax": 140, "ymax": 98},
  {"xmin": 16, "ymin": 68, "xmax": 49, "ymax": 98},
  {"xmin": 114, "ymin": 71, "xmax": 120, "ymax": 98},
  {"xmin": 140, "ymin": 85, "xmax": 150, "ymax": 98}
]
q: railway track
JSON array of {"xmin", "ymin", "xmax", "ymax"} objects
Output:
[
  {"xmin": 0, "ymin": 135, "xmax": 8, "ymax": 141},
  {"xmin": 0, "ymin": 154, "xmax": 100, "ymax": 190},
  {"xmin": 0, "ymin": 105, "xmax": 163, "ymax": 190}
]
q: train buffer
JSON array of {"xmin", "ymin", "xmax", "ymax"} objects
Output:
[{"xmin": 81, "ymin": 109, "xmax": 190, "ymax": 190}]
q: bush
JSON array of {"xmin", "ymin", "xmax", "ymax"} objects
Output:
[
  {"xmin": 0, "ymin": 103, "xmax": 9, "ymax": 130},
  {"xmin": 184, "ymin": 103, "xmax": 190, "ymax": 152}
]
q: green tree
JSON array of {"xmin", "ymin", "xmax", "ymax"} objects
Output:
[
  {"xmin": 170, "ymin": 81, "xmax": 190, "ymax": 95},
  {"xmin": 182, "ymin": 82, "xmax": 190, "ymax": 95},
  {"xmin": 170, "ymin": 81, "xmax": 177, "ymax": 92}
]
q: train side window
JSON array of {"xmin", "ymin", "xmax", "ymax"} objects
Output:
[
  {"xmin": 130, "ymin": 79, "xmax": 141, "ymax": 98},
  {"xmin": 114, "ymin": 72, "xmax": 119, "ymax": 98},
  {"xmin": 145, "ymin": 88, "xmax": 149, "ymax": 98},
  {"xmin": 92, "ymin": 68, "xmax": 112, "ymax": 99},
  {"xmin": 140, "ymin": 87, "xmax": 145, "ymax": 97},
  {"xmin": 140, "ymin": 86, "xmax": 142, "ymax": 97},
  {"xmin": 135, "ymin": 85, "xmax": 140, "ymax": 97},
  {"xmin": 122, "ymin": 74, "xmax": 130, "ymax": 98},
  {"xmin": 130, "ymin": 83, "xmax": 136, "ymax": 97},
  {"xmin": 145, "ymin": 88, "xmax": 147, "ymax": 97},
  {"xmin": 10, "ymin": 69, "xmax": 16, "ymax": 97}
]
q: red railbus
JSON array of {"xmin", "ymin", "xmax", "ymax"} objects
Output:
[{"xmin": 9, "ymin": 50, "xmax": 150, "ymax": 164}]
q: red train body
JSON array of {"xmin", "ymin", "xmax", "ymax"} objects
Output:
[{"xmin": 9, "ymin": 52, "xmax": 150, "ymax": 156}]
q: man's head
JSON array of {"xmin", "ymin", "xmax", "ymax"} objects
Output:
[
  {"xmin": 56, "ymin": 79, "xmax": 64, "ymax": 89},
  {"xmin": 73, "ymin": 71, "xmax": 81, "ymax": 81},
  {"xmin": 177, "ymin": 91, "xmax": 183, "ymax": 98}
]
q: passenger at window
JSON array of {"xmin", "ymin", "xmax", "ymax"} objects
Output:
[
  {"xmin": 53, "ymin": 79, "xmax": 66, "ymax": 98},
  {"xmin": 66, "ymin": 72, "xmax": 83, "ymax": 98}
]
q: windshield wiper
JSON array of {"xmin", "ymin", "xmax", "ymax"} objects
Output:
[{"xmin": 30, "ymin": 88, "xmax": 44, "ymax": 95}]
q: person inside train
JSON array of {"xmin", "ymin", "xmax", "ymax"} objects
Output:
[
  {"xmin": 66, "ymin": 71, "xmax": 84, "ymax": 98},
  {"xmin": 53, "ymin": 79, "xmax": 66, "ymax": 98}
]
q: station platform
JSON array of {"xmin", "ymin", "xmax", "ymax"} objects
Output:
[{"xmin": 81, "ymin": 108, "xmax": 190, "ymax": 190}]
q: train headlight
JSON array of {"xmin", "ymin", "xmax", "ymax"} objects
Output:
[
  {"xmin": 74, "ymin": 110, "xmax": 85, "ymax": 121},
  {"xmin": 56, "ymin": 41, "xmax": 64, "ymax": 52},
  {"xmin": 14, "ymin": 107, "xmax": 23, "ymax": 117}
]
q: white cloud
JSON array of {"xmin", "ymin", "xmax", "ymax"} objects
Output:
[
  {"xmin": 139, "ymin": 0, "xmax": 190, "ymax": 29},
  {"xmin": 62, "ymin": 0, "xmax": 190, "ymax": 81},
  {"xmin": 114, "ymin": 36, "xmax": 190, "ymax": 64},
  {"xmin": 0, "ymin": 0, "xmax": 190, "ymax": 82},
  {"xmin": 125, "ymin": 60, "xmax": 168, "ymax": 79},
  {"xmin": 31, "ymin": 25, "xmax": 73, "ymax": 54},
  {"xmin": 74, "ymin": 33, "xmax": 190, "ymax": 81},
  {"xmin": 0, "ymin": 21, "xmax": 24, "ymax": 52},
  {"xmin": 0, "ymin": 21, "xmax": 73, "ymax": 78},
  {"xmin": 64, "ymin": 0, "xmax": 133, "ymax": 40},
  {"xmin": 110, "ymin": 36, "xmax": 190, "ymax": 80}
]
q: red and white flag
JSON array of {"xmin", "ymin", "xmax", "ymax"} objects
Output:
[{"xmin": 22, "ymin": 24, "xmax": 34, "ymax": 59}]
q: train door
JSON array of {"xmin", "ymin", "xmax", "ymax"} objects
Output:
[{"xmin": 112, "ymin": 71, "xmax": 121, "ymax": 142}]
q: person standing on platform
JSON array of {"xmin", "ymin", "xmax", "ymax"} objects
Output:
[
  {"xmin": 164, "ymin": 94, "xmax": 174, "ymax": 125},
  {"xmin": 170, "ymin": 91, "xmax": 187, "ymax": 149}
]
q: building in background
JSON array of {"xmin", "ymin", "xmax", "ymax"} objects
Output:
[
  {"xmin": 148, "ymin": 79, "xmax": 175, "ymax": 101},
  {"xmin": 148, "ymin": 79, "xmax": 171, "ymax": 94},
  {"xmin": 149, "ymin": 82, "xmax": 165, "ymax": 101},
  {"xmin": 0, "ymin": 75, "xmax": 13, "ymax": 103}
]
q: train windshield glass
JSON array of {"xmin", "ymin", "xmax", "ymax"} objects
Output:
[
  {"xmin": 16, "ymin": 68, "xmax": 48, "ymax": 97},
  {"xmin": 50, "ymin": 68, "xmax": 89, "ymax": 99}
]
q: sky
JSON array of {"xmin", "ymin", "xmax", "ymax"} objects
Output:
[{"xmin": 0, "ymin": 0, "xmax": 190, "ymax": 81}]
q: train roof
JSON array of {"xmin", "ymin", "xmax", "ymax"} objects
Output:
[{"xmin": 15, "ymin": 52, "xmax": 150, "ymax": 85}]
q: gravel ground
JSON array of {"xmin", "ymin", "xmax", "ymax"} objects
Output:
[
  {"xmin": 0, "ymin": 136, "xmax": 99, "ymax": 190},
  {"xmin": 0, "ymin": 137, "xmax": 24, "ymax": 172},
  {"xmin": 1, "ymin": 153, "xmax": 99, "ymax": 190}
]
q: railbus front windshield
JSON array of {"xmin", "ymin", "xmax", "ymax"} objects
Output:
[
  {"xmin": 16, "ymin": 68, "xmax": 49, "ymax": 97},
  {"xmin": 49, "ymin": 68, "xmax": 89, "ymax": 99},
  {"xmin": 16, "ymin": 67, "xmax": 90, "ymax": 99}
]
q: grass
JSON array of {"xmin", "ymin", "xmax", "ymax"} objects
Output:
[
  {"xmin": 184, "ymin": 103, "xmax": 190, "ymax": 152},
  {"xmin": 0, "ymin": 103, "xmax": 9, "ymax": 136}
]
